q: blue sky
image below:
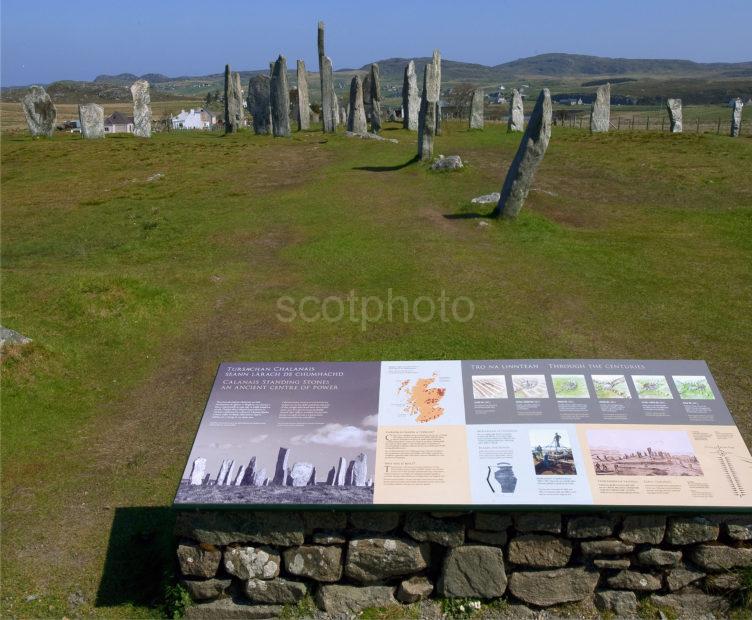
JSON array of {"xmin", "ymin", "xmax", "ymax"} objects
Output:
[{"xmin": 2, "ymin": 0, "xmax": 750, "ymax": 86}]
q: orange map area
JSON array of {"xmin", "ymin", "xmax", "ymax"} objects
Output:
[{"xmin": 397, "ymin": 373, "xmax": 446, "ymax": 422}]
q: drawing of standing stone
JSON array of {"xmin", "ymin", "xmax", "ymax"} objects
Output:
[
  {"xmin": 248, "ymin": 75, "xmax": 272, "ymax": 135},
  {"xmin": 326, "ymin": 467, "xmax": 336, "ymax": 485},
  {"xmin": 271, "ymin": 55, "xmax": 291, "ymax": 137},
  {"xmin": 508, "ymin": 89, "xmax": 524, "ymax": 132},
  {"xmin": 731, "ymin": 98, "xmax": 743, "ymax": 137},
  {"xmin": 308, "ymin": 467, "xmax": 317, "ymax": 486},
  {"xmin": 234, "ymin": 465, "xmax": 246, "ymax": 486},
  {"xmin": 433, "ymin": 50, "xmax": 442, "ymax": 135},
  {"xmin": 344, "ymin": 460, "xmax": 355, "ymax": 485},
  {"xmin": 590, "ymin": 83, "xmax": 610, "ymax": 133},
  {"xmin": 469, "ymin": 88, "xmax": 484, "ymax": 129},
  {"xmin": 189, "ymin": 457, "xmax": 207, "ymax": 485},
  {"xmin": 241, "ymin": 457, "xmax": 257, "ymax": 485},
  {"xmin": 224, "ymin": 65, "xmax": 243, "ymax": 133},
  {"xmin": 666, "ymin": 98, "xmax": 683, "ymax": 133},
  {"xmin": 417, "ymin": 60, "xmax": 439, "ymax": 161},
  {"xmin": 224, "ymin": 461, "xmax": 236, "ymax": 485},
  {"xmin": 21, "ymin": 86, "xmax": 57, "ymax": 137},
  {"xmin": 130, "ymin": 80, "xmax": 152, "ymax": 137},
  {"xmin": 492, "ymin": 89, "xmax": 553, "ymax": 219},
  {"xmin": 78, "ymin": 103, "xmax": 104, "ymax": 139},
  {"xmin": 368, "ymin": 64, "xmax": 382, "ymax": 133},
  {"xmin": 318, "ymin": 21, "xmax": 337, "ymax": 133},
  {"xmin": 347, "ymin": 76, "xmax": 367, "ymax": 134},
  {"xmin": 253, "ymin": 468, "xmax": 267, "ymax": 487},
  {"xmin": 296, "ymin": 60, "xmax": 310, "ymax": 130},
  {"xmin": 402, "ymin": 60, "xmax": 419, "ymax": 131},
  {"xmin": 216, "ymin": 459, "xmax": 231, "ymax": 485},
  {"xmin": 273, "ymin": 448, "xmax": 290, "ymax": 485},
  {"xmin": 335, "ymin": 456, "xmax": 347, "ymax": 486},
  {"xmin": 290, "ymin": 462, "xmax": 314, "ymax": 487},
  {"xmin": 352, "ymin": 453, "xmax": 368, "ymax": 487}
]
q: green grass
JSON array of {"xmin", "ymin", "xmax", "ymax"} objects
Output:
[{"xmin": 1, "ymin": 122, "xmax": 752, "ymax": 616}]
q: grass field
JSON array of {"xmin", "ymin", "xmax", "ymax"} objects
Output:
[{"xmin": 1, "ymin": 121, "xmax": 751, "ymax": 617}]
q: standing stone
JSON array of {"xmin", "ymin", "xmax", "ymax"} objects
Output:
[
  {"xmin": 248, "ymin": 75, "xmax": 272, "ymax": 135},
  {"xmin": 590, "ymin": 83, "xmax": 611, "ymax": 132},
  {"xmin": 130, "ymin": 79, "xmax": 152, "ymax": 137},
  {"xmin": 433, "ymin": 50, "xmax": 442, "ymax": 135},
  {"xmin": 402, "ymin": 61, "xmax": 419, "ymax": 131},
  {"xmin": 273, "ymin": 448, "xmax": 289, "ymax": 485},
  {"xmin": 335, "ymin": 457, "xmax": 347, "ymax": 486},
  {"xmin": 224, "ymin": 66, "xmax": 241, "ymax": 133},
  {"xmin": 21, "ymin": 85, "xmax": 57, "ymax": 137},
  {"xmin": 189, "ymin": 458, "xmax": 207, "ymax": 485},
  {"xmin": 78, "ymin": 103, "xmax": 104, "ymax": 139},
  {"xmin": 508, "ymin": 89, "xmax": 524, "ymax": 132},
  {"xmin": 318, "ymin": 22, "xmax": 337, "ymax": 133},
  {"xmin": 731, "ymin": 97, "xmax": 743, "ymax": 137},
  {"xmin": 253, "ymin": 468, "xmax": 267, "ymax": 487},
  {"xmin": 666, "ymin": 98, "xmax": 683, "ymax": 133},
  {"xmin": 240, "ymin": 457, "xmax": 257, "ymax": 485},
  {"xmin": 223, "ymin": 461, "xmax": 235, "ymax": 485},
  {"xmin": 326, "ymin": 467, "xmax": 336, "ymax": 485},
  {"xmin": 417, "ymin": 61, "xmax": 439, "ymax": 161},
  {"xmin": 270, "ymin": 55, "xmax": 291, "ymax": 137},
  {"xmin": 215, "ymin": 459, "xmax": 231, "ymax": 485},
  {"xmin": 233, "ymin": 72, "xmax": 244, "ymax": 125},
  {"xmin": 347, "ymin": 76, "xmax": 368, "ymax": 134},
  {"xmin": 233, "ymin": 465, "xmax": 245, "ymax": 486},
  {"xmin": 296, "ymin": 60, "xmax": 310, "ymax": 130},
  {"xmin": 352, "ymin": 453, "xmax": 367, "ymax": 486},
  {"xmin": 368, "ymin": 64, "xmax": 382, "ymax": 133},
  {"xmin": 492, "ymin": 88, "xmax": 553, "ymax": 219},
  {"xmin": 363, "ymin": 73, "xmax": 373, "ymax": 125},
  {"xmin": 469, "ymin": 88, "xmax": 484, "ymax": 129},
  {"xmin": 344, "ymin": 460, "xmax": 355, "ymax": 485},
  {"xmin": 289, "ymin": 462, "xmax": 313, "ymax": 487}
]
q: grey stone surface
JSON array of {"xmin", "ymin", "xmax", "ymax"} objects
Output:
[
  {"xmin": 475, "ymin": 513, "xmax": 512, "ymax": 531},
  {"xmin": 580, "ymin": 539, "xmax": 634, "ymax": 556},
  {"xmin": 666, "ymin": 567, "xmax": 704, "ymax": 591},
  {"xmin": 590, "ymin": 83, "xmax": 610, "ymax": 132},
  {"xmin": 344, "ymin": 131, "xmax": 398, "ymax": 143},
  {"xmin": 272, "ymin": 448, "xmax": 289, "ymax": 485},
  {"xmin": 438, "ymin": 545, "xmax": 507, "ymax": 598},
  {"xmin": 690, "ymin": 543, "xmax": 752, "ymax": 571},
  {"xmin": 402, "ymin": 60, "xmax": 419, "ymax": 131},
  {"xmin": 283, "ymin": 545, "xmax": 342, "ymax": 582},
  {"xmin": 724, "ymin": 515, "xmax": 752, "ymax": 540},
  {"xmin": 566, "ymin": 515, "xmax": 616, "ymax": 538},
  {"xmin": 705, "ymin": 572, "xmax": 743, "ymax": 590},
  {"xmin": 593, "ymin": 558, "xmax": 631, "ymax": 570},
  {"xmin": 666, "ymin": 98, "xmax": 683, "ymax": 133},
  {"xmin": 182, "ymin": 578, "xmax": 231, "ymax": 601},
  {"xmin": 177, "ymin": 542, "xmax": 221, "ymax": 578},
  {"xmin": 316, "ymin": 584, "xmax": 396, "ymax": 615},
  {"xmin": 345, "ymin": 536, "xmax": 429, "ymax": 582},
  {"xmin": 22, "ymin": 86, "xmax": 57, "ymax": 137},
  {"xmin": 288, "ymin": 462, "xmax": 313, "ymax": 487},
  {"xmin": 303, "ymin": 512, "xmax": 346, "ymax": 533},
  {"xmin": 189, "ymin": 458, "xmax": 207, "ymax": 486},
  {"xmin": 433, "ymin": 50, "xmax": 442, "ymax": 135},
  {"xmin": 78, "ymin": 103, "xmax": 104, "ymax": 139},
  {"xmin": 311, "ymin": 531, "xmax": 347, "ymax": 545},
  {"xmin": 731, "ymin": 97, "xmax": 743, "ymax": 137},
  {"xmin": 513, "ymin": 513, "xmax": 561, "ymax": 534},
  {"xmin": 270, "ymin": 55, "xmax": 290, "ymax": 138},
  {"xmin": 368, "ymin": 64, "xmax": 382, "ymax": 133},
  {"xmin": 650, "ymin": 586, "xmax": 729, "ymax": 617},
  {"xmin": 244, "ymin": 577, "xmax": 306, "ymax": 604},
  {"xmin": 467, "ymin": 529, "xmax": 507, "ymax": 545},
  {"xmin": 184, "ymin": 598, "xmax": 282, "ymax": 619},
  {"xmin": 174, "ymin": 511, "xmax": 304, "ymax": 546},
  {"xmin": 130, "ymin": 80, "xmax": 151, "ymax": 137},
  {"xmin": 0, "ymin": 327, "xmax": 32, "ymax": 348},
  {"xmin": 493, "ymin": 89, "xmax": 553, "ymax": 218},
  {"xmin": 334, "ymin": 457, "xmax": 347, "ymax": 486},
  {"xmin": 469, "ymin": 88, "xmax": 484, "ymax": 129},
  {"xmin": 507, "ymin": 534, "xmax": 572, "ymax": 568},
  {"xmin": 248, "ymin": 75, "xmax": 271, "ymax": 135},
  {"xmin": 594, "ymin": 590, "xmax": 638, "ymax": 616},
  {"xmin": 508, "ymin": 567, "xmax": 599, "ymax": 607},
  {"xmin": 318, "ymin": 22, "xmax": 335, "ymax": 133},
  {"xmin": 295, "ymin": 60, "xmax": 310, "ymax": 131},
  {"xmin": 417, "ymin": 55, "xmax": 440, "ymax": 161},
  {"xmin": 607, "ymin": 570, "xmax": 662, "ymax": 591},
  {"xmin": 666, "ymin": 516, "xmax": 719, "ymax": 545},
  {"xmin": 508, "ymin": 89, "xmax": 524, "ymax": 132},
  {"xmin": 430, "ymin": 155, "xmax": 463, "ymax": 171},
  {"xmin": 636, "ymin": 547, "xmax": 682, "ymax": 567},
  {"xmin": 404, "ymin": 512, "xmax": 464, "ymax": 547},
  {"xmin": 396, "ymin": 575, "xmax": 434, "ymax": 603},
  {"xmin": 223, "ymin": 545, "xmax": 280, "ymax": 580},
  {"xmin": 470, "ymin": 192, "xmax": 501, "ymax": 205},
  {"xmin": 352, "ymin": 453, "xmax": 368, "ymax": 486},
  {"xmin": 349, "ymin": 512, "xmax": 399, "ymax": 532},
  {"xmin": 223, "ymin": 66, "xmax": 242, "ymax": 134},
  {"xmin": 619, "ymin": 514, "xmax": 666, "ymax": 544}
]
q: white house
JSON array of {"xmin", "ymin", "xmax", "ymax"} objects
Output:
[{"xmin": 171, "ymin": 108, "xmax": 216, "ymax": 130}]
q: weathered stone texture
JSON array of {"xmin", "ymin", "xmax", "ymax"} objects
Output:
[
  {"xmin": 270, "ymin": 56, "xmax": 290, "ymax": 138},
  {"xmin": 507, "ymin": 534, "xmax": 572, "ymax": 568},
  {"xmin": 182, "ymin": 578, "xmax": 231, "ymax": 601},
  {"xmin": 508, "ymin": 89, "xmax": 524, "ymax": 132},
  {"xmin": 402, "ymin": 60, "xmax": 419, "ymax": 131},
  {"xmin": 347, "ymin": 76, "xmax": 367, "ymax": 134},
  {"xmin": 223, "ymin": 545, "xmax": 280, "ymax": 580},
  {"xmin": 283, "ymin": 545, "xmax": 342, "ymax": 582},
  {"xmin": 666, "ymin": 98, "xmax": 683, "ymax": 133},
  {"xmin": 22, "ymin": 85, "xmax": 57, "ymax": 137},
  {"xmin": 79, "ymin": 103, "xmax": 104, "ymax": 139},
  {"xmin": 469, "ymin": 88, "xmax": 484, "ymax": 129},
  {"xmin": 731, "ymin": 97, "xmax": 743, "ymax": 137},
  {"xmin": 666, "ymin": 516, "xmax": 719, "ymax": 544},
  {"xmin": 295, "ymin": 60, "xmax": 310, "ymax": 130},
  {"xmin": 590, "ymin": 83, "xmax": 610, "ymax": 132},
  {"xmin": 690, "ymin": 543, "xmax": 752, "ymax": 571},
  {"xmin": 580, "ymin": 539, "xmax": 634, "ymax": 556},
  {"xmin": 244, "ymin": 577, "xmax": 306, "ymax": 604},
  {"xmin": 404, "ymin": 512, "xmax": 464, "ymax": 547},
  {"xmin": 177, "ymin": 542, "xmax": 221, "ymax": 578},
  {"xmin": 438, "ymin": 546, "xmax": 507, "ymax": 598},
  {"xmin": 595, "ymin": 590, "xmax": 638, "ymax": 616},
  {"xmin": 566, "ymin": 515, "xmax": 617, "ymax": 538},
  {"xmin": 396, "ymin": 576, "xmax": 433, "ymax": 603},
  {"xmin": 636, "ymin": 547, "xmax": 682, "ymax": 567},
  {"xmin": 619, "ymin": 514, "xmax": 666, "ymax": 544},
  {"xmin": 368, "ymin": 64, "xmax": 382, "ymax": 133},
  {"xmin": 248, "ymin": 75, "xmax": 271, "ymax": 135},
  {"xmin": 666, "ymin": 567, "xmax": 704, "ymax": 591},
  {"xmin": 174, "ymin": 511, "xmax": 304, "ymax": 546},
  {"xmin": 316, "ymin": 584, "xmax": 396, "ymax": 615},
  {"xmin": 430, "ymin": 155, "xmax": 463, "ymax": 171},
  {"xmin": 131, "ymin": 79, "xmax": 152, "ymax": 137},
  {"xmin": 345, "ymin": 537, "xmax": 429, "ymax": 582},
  {"xmin": 184, "ymin": 599, "xmax": 282, "ymax": 619},
  {"xmin": 508, "ymin": 567, "xmax": 599, "ymax": 607},
  {"xmin": 607, "ymin": 569, "xmax": 662, "ymax": 591},
  {"xmin": 349, "ymin": 512, "xmax": 400, "ymax": 532},
  {"xmin": 513, "ymin": 512, "xmax": 561, "ymax": 533}
]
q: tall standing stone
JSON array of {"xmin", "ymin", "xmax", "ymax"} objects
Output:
[
  {"xmin": 326, "ymin": 467, "xmax": 336, "ymax": 485},
  {"xmin": 216, "ymin": 459, "xmax": 231, "ymax": 485},
  {"xmin": 352, "ymin": 453, "xmax": 368, "ymax": 486},
  {"xmin": 368, "ymin": 64, "xmax": 382, "ymax": 133},
  {"xmin": 296, "ymin": 60, "xmax": 310, "ymax": 130},
  {"xmin": 402, "ymin": 61, "xmax": 419, "ymax": 131},
  {"xmin": 508, "ymin": 89, "xmax": 524, "ymax": 132},
  {"xmin": 363, "ymin": 73, "xmax": 372, "ymax": 126},
  {"xmin": 233, "ymin": 465, "xmax": 246, "ymax": 486},
  {"xmin": 234, "ymin": 72, "xmax": 245, "ymax": 126},
  {"xmin": 241, "ymin": 457, "xmax": 257, "ymax": 485},
  {"xmin": 273, "ymin": 448, "xmax": 290, "ymax": 485},
  {"xmin": 433, "ymin": 50, "xmax": 442, "ymax": 135},
  {"xmin": 130, "ymin": 79, "xmax": 152, "ymax": 137},
  {"xmin": 339, "ymin": 100, "xmax": 347, "ymax": 126},
  {"xmin": 290, "ymin": 462, "xmax": 314, "ymax": 487},
  {"xmin": 469, "ymin": 88, "xmax": 484, "ymax": 129},
  {"xmin": 78, "ymin": 103, "xmax": 104, "ymax": 139},
  {"xmin": 21, "ymin": 85, "xmax": 57, "ymax": 137},
  {"xmin": 335, "ymin": 456, "xmax": 347, "ymax": 486},
  {"xmin": 248, "ymin": 75, "xmax": 272, "ymax": 135},
  {"xmin": 189, "ymin": 457, "xmax": 207, "ymax": 485},
  {"xmin": 666, "ymin": 98, "xmax": 683, "ymax": 133},
  {"xmin": 270, "ymin": 55, "xmax": 291, "ymax": 137},
  {"xmin": 730, "ymin": 98, "xmax": 743, "ymax": 137},
  {"xmin": 417, "ymin": 61, "xmax": 439, "ymax": 161},
  {"xmin": 253, "ymin": 468, "xmax": 267, "ymax": 487},
  {"xmin": 492, "ymin": 89, "xmax": 553, "ymax": 219},
  {"xmin": 318, "ymin": 21, "xmax": 337, "ymax": 133},
  {"xmin": 224, "ymin": 65, "xmax": 241, "ymax": 133},
  {"xmin": 590, "ymin": 83, "xmax": 610, "ymax": 133},
  {"xmin": 347, "ymin": 76, "xmax": 367, "ymax": 134}
]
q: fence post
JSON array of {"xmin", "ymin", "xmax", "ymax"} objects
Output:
[
  {"xmin": 632, "ymin": 115, "xmax": 635, "ymax": 130},
  {"xmin": 696, "ymin": 118, "xmax": 700, "ymax": 133},
  {"xmin": 647, "ymin": 116, "xmax": 650, "ymax": 131},
  {"xmin": 717, "ymin": 117, "xmax": 721, "ymax": 134}
]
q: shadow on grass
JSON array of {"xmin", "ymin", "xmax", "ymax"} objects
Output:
[
  {"xmin": 96, "ymin": 506, "xmax": 176, "ymax": 608},
  {"xmin": 352, "ymin": 154, "xmax": 420, "ymax": 172},
  {"xmin": 444, "ymin": 211, "xmax": 497, "ymax": 220}
]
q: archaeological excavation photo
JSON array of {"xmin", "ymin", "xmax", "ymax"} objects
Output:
[{"xmin": 1, "ymin": 1, "xmax": 751, "ymax": 619}]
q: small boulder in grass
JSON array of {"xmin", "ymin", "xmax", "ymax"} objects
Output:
[{"xmin": 431, "ymin": 155, "xmax": 463, "ymax": 171}]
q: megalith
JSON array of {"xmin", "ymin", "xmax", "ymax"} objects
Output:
[
  {"xmin": 79, "ymin": 103, "xmax": 104, "ymax": 139},
  {"xmin": 590, "ymin": 83, "xmax": 610, "ymax": 133},
  {"xmin": 417, "ymin": 60, "xmax": 439, "ymax": 161},
  {"xmin": 248, "ymin": 75, "xmax": 272, "ymax": 135},
  {"xmin": 347, "ymin": 76, "xmax": 367, "ymax": 134},
  {"xmin": 469, "ymin": 88, "xmax": 484, "ymax": 129},
  {"xmin": 224, "ymin": 65, "xmax": 243, "ymax": 133},
  {"xmin": 130, "ymin": 79, "xmax": 152, "ymax": 137},
  {"xmin": 189, "ymin": 458, "xmax": 207, "ymax": 485},
  {"xmin": 273, "ymin": 448, "xmax": 290, "ymax": 485},
  {"xmin": 402, "ymin": 60, "xmax": 419, "ymax": 131},
  {"xmin": 492, "ymin": 88, "xmax": 553, "ymax": 219},
  {"xmin": 666, "ymin": 98, "xmax": 682, "ymax": 133},
  {"xmin": 368, "ymin": 64, "xmax": 382, "ymax": 133},
  {"xmin": 433, "ymin": 50, "xmax": 442, "ymax": 135},
  {"xmin": 296, "ymin": 60, "xmax": 310, "ymax": 130},
  {"xmin": 508, "ymin": 89, "xmax": 524, "ymax": 132},
  {"xmin": 318, "ymin": 21, "xmax": 337, "ymax": 133},
  {"xmin": 270, "ymin": 55, "xmax": 291, "ymax": 137},
  {"xmin": 730, "ymin": 98, "xmax": 743, "ymax": 137},
  {"xmin": 21, "ymin": 85, "xmax": 57, "ymax": 137}
]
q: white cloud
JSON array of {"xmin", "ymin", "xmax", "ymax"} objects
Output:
[
  {"xmin": 361, "ymin": 414, "xmax": 378, "ymax": 428},
  {"xmin": 290, "ymin": 424, "xmax": 376, "ymax": 449},
  {"xmin": 249, "ymin": 434, "xmax": 269, "ymax": 444}
]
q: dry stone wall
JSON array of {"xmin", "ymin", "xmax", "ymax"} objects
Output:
[{"xmin": 175, "ymin": 510, "xmax": 751, "ymax": 618}]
